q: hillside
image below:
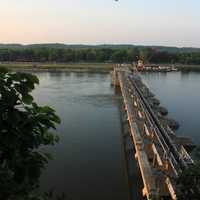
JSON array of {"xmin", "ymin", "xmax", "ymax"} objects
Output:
[{"xmin": 0, "ymin": 43, "xmax": 200, "ymax": 53}]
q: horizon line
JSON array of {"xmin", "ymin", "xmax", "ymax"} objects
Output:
[{"xmin": 0, "ymin": 43, "xmax": 200, "ymax": 49}]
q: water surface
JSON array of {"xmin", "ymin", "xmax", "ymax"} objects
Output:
[
  {"xmin": 32, "ymin": 72, "xmax": 129, "ymax": 200},
  {"xmin": 31, "ymin": 70, "xmax": 200, "ymax": 200},
  {"xmin": 142, "ymin": 71, "xmax": 200, "ymax": 144}
]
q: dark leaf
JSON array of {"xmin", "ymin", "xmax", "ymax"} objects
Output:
[{"xmin": 22, "ymin": 94, "xmax": 34, "ymax": 104}]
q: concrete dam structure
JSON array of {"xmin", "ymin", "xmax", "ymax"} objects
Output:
[{"xmin": 111, "ymin": 66, "xmax": 194, "ymax": 200}]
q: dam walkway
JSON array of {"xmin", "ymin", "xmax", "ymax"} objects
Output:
[{"xmin": 111, "ymin": 66, "xmax": 194, "ymax": 200}]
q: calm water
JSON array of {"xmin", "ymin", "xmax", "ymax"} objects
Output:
[
  {"xmin": 32, "ymin": 71, "xmax": 200, "ymax": 200},
  {"xmin": 32, "ymin": 72, "xmax": 129, "ymax": 200},
  {"xmin": 142, "ymin": 71, "xmax": 200, "ymax": 144}
]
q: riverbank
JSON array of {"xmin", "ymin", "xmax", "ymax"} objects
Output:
[
  {"xmin": 152, "ymin": 63, "xmax": 200, "ymax": 71},
  {"xmin": 0, "ymin": 62, "xmax": 114, "ymax": 72},
  {"xmin": 176, "ymin": 64, "xmax": 200, "ymax": 72},
  {"xmin": 1, "ymin": 62, "xmax": 200, "ymax": 72}
]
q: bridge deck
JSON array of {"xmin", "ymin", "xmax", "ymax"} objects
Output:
[{"xmin": 113, "ymin": 67, "xmax": 194, "ymax": 200}]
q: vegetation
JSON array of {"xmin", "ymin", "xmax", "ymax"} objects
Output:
[
  {"xmin": 177, "ymin": 163, "xmax": 200, "ymax": 200},
  {"xmin": 1, "ymin": 43, "xmax": 200, "ymax": 53},
  {"xmin": 0, "ymin": 46, "xmax": 200, "ymax": 65},
  {"xmin": 0, "ymin": 68, "xmax": 61, "ymax": 199},
  {"xmin": 176, "ymin": 147, "xmax": 200, "ymax": 200},
  {"xmin": 0, "ymin": 63, "xmax": 114, "ymax": 72}
]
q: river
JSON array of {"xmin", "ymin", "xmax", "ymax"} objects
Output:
[
  {"xmin": 142, "ymin": 71, "xmax": 200, "ymax": 144},
  {"xmin": 32, "ymin": 70, "xmax": 200, "ymax": 200},
  {"xmin": 32, "ymin": 72, "xmax": 129, "ymax": 200}
]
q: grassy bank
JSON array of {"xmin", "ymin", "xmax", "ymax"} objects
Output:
[
  {"xmin": 0, "ymin": 62, "xmax": 114, "ymax": 72},
  {"xmin": 1, "ymin": 62, "xmax": 200, "ymax": 72}
]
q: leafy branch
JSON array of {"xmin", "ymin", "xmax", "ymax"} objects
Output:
[{"xmin": 0, "ymin": 68, "xmax": 61, "ymax": 199}]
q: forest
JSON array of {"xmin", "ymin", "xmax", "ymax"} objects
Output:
[{"xmin": 0, "ymin": 46, "xmax": 200, "ymax": 64}]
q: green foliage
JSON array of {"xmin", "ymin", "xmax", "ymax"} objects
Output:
[
  {"xmin": 139, "ymin": 48, "xmax": 154, "ymax": 63},
  {"xmin": 1, "ymin": 46, "xmax": 200, "ymax": 65},
  {"xmin": 176, "ymin": 147, "xmax": 200, "ymax": 200},
  {"xmin": 176, "ymin": 163, "xmax": 200, "ymax": 200},
  {"xmin": 0, "ymin": 68, "xmax": 61, "ymax": 199},
  {"xmin": 110, "ymin": 49, "xmax": 128, "ymax": 63}
]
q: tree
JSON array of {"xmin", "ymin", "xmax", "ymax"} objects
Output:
[
  {"xmin": 86, "ymin": 49, "xmax": 97, "ymax": 62},
  {"xmin": 96, "ymin": 50, "xmax": 107, "ymax": 62},
  {"xmin": 176, "ymin": 163, "xmax": 200, "ymax": 200},
  {"xmin": 1, "ymin": 46, "xmax": 200, "ymax": 65},
  {"xmin": 0, "ymin": 68, "xmax": 61, "ymax": 199},
  {"xmin": 111, "ymin": 49, "xmax": 127, "ymax": 63},
  {"xmin": 126, "ymin": 48, "xmax": 139, "ymax": 62},
  {"xmin": 176, "ymin": 147, "xmax": 200, "ymax": 200},
  {"xmin": 139, "ymin": 48, "xmax": 154, "ymax": 63}
]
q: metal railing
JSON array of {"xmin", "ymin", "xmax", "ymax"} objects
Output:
[{"xmin": 127, "ymin": 73, "xmax": 191, "ymax": 172}]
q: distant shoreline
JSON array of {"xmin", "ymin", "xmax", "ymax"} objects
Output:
[
  {"xmin": 0, "ymin": 62, "xmax": 200, "ymax": 72},
  {"xmin": 0, "ymin": 62, "xmax": 114, "ymax": 73},
  {"xmin": 151, "ymin": 63, "xmax": 200, "ymax": 71}
]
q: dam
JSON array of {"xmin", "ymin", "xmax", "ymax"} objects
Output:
[{"xmin": 111, "ymin": 66, "xmax": 194, "ymax": 200}]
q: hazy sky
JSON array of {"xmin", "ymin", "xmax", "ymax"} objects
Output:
[{"xmin": 0, "ymin": 0, "xmax": 200, "ymax": 47}]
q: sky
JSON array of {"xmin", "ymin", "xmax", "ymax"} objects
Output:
[{"xmin": 0, "ymin": 0, "xmax": 200, "ymax": 47}]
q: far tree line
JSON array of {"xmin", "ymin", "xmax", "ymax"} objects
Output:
[{"xmin": 0, "ymin": 47, "xmax": 200, "ymax": 64}]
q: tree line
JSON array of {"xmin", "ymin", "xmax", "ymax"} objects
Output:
[{"xmin": 0, "ymin": 47, "xmax": 200, "ymax": 64}]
